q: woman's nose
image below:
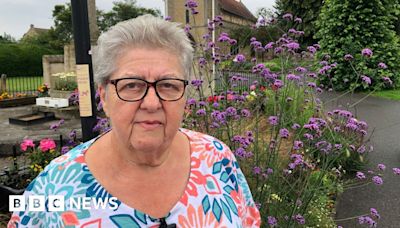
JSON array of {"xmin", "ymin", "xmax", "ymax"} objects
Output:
[{"xmin": 140, "ymin": 86, "xmax": 162, "ymax": 111}]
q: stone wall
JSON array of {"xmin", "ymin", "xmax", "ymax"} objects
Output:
[
  {"xmin": 42, "ymin": 55, "xmax": 64, "ymax": 88},
  {"xmin": 64, "ymin": 43, "xmax": 76, "ymax": 73}
]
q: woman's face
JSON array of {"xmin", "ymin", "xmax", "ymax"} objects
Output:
[{"xmin": 99, "ymin": 47, "xmax": 187, "ymax": 152}]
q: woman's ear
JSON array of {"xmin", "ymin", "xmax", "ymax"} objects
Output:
[{"xmin": 98, "ymin": 84, "xmax": 109, "ymax": 117}]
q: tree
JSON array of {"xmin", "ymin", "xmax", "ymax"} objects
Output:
[
  {"xmin": 315, "ymin": 0, "xmax": 400, "ymax": 90},
  {"xmin": 48, "ymin": 0, "xmax": 161, "ymax": 47},
  {"xmin": 274, "ymin": 0, "xmax": 323, "ymax": 46},
  {"xmin": 0, "ymin": 33, "xmax": 16, "ymax": 43},
  {"xmin": 98, "ymin": 0, "xmax": 161, "ymax": 32},
  {"xmin": 50, "ymin": 3, "xmax": 74, "ymax": 48}
]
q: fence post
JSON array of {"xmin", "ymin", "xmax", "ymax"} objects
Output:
[{"xmin": 0, "ymin": 74, "xmax": 6, "ymax": 94}]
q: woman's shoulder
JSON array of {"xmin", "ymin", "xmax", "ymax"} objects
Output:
[
  {"xmin": 47, "ymin": 137, "xmax": 96, "ymax": 169},
  {"xmin": 181, "ymin": 128, "xmax": 230, "ymax": 147},
  {"xmin": 180, "ymin": 128, "xmax": 235, "ymax": 160}
]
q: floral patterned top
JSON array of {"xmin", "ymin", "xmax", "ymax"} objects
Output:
[{"xmin": 9, "ymin": 128, "xmax": 260, "ymax": 228}]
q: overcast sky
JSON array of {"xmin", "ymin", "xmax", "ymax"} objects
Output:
[{"xmin": 0, "ymin": 0, "xmax": 276, "ymax": 40}]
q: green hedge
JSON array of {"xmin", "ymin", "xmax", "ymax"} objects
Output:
[{"xmin": 0, "ymin": 43, "xmax": 60, "ymax": 77}]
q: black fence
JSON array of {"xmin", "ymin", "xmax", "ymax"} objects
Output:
[
  {"xmin": 215, "ymin": 70, "xmax": 261, "ymax": 93},
  {"xmin": 1, "ymin": 75, "xmax": 43, "ymax": 96}
]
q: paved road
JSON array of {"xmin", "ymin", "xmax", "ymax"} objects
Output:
[
  {"xmin": 0, "ymin": 105, "xmax": 81, "ymax": 156},
  {"xmin": 321, "ymin": 92, "xmax": 400, "ymax": 227}
]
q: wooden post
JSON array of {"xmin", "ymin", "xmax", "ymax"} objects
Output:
[{"xmin": 0, "ymin": 74, "xmax": 7, "ymax": 94}]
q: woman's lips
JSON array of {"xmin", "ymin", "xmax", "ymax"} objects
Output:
[{"xmin": 137, "ymin": 121, "xmax": 162, "ymax": 130}]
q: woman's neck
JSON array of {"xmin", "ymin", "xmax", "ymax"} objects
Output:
[{"xmin": 108, "ymin": 130, "xmax": 181, "ymax": 174}]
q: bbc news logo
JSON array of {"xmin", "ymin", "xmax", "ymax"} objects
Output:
[{"xmin": 9, "ymin": 195, "xmax": 119, "ymax": 212}]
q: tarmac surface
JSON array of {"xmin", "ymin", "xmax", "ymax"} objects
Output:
[
  {"xmin": 0, "ymin": 105, "xmax": 81, "ymax": 156},
  {"xmin": 321, "ymin": 92, "xmax": 400, "ymax": 227}
]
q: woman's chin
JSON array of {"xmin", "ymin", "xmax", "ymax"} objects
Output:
[{"xmin": 130, "ymin": 138, "xmax": 163, "ymax": 152}]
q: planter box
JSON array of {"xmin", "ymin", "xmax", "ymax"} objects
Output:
[
  {"xmin": 0, "ymin": 184, "xmax": 25, "ymax": 212},
  {"xmin": 0, "ymin": 96, "xmax": 37, "ymax": 108},
  {"xmin": 50, "ymin": 90, "xmax": 73, "ymax": 99},
  {"xmin": 36, "ymin": 97, "xmax": 69, "ymax": 108}
]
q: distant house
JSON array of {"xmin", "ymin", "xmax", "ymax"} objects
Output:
[
  {"xmin": 22, "ymin": 24, "xmax": 50, "ymax": 40},
  {"xmin": 166, "ymin": 0, "xmax": 256, "ymax": 50}
]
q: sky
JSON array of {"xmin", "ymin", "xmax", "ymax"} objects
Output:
[{"xmin": 0, "ymin": 0, "xmax": 276, "ymax": 40}]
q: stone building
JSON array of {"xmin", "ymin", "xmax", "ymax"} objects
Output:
[
  {"xmin": 22, "ymin": 24, "xmax": 50, "ymax": 40},
  {"xmin": 166, "ymin": 0, "xmax": 256, "ymax": 49}
]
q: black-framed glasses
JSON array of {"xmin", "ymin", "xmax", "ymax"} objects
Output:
[{"xmin": 107, "ymin": 77, "xmax": 188, "ymax": 102}]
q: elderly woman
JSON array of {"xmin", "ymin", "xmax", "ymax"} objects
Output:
[{"xmin": 9, "ymin": 15, "xmax": 260, "ymax": 227}]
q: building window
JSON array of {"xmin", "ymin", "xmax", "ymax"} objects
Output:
[{"xmin": 185, "ymin": 9, "xmax": 190, "ymax": 23}]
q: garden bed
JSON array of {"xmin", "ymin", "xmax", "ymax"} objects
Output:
[{"xmin": 0, "ymin": 96, "xmax": 37, "ymax": 108}]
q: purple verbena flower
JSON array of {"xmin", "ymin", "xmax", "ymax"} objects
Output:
[
  {"xmin": 357, "ymin": 145, "xmax": 366, "ymax": 154},
  {"xmin": 241, "ymin": 109, "xmax": 251, "ymax": 118},
  {"xmin": 279, "ymin": 128, "xmax": 289, "ymax": 138},
  {"xmin": 187, "ymin": 98, "xmax": 196, "ymax": 106},
  {"xmin": 361, "ymin": 48, "xmax": 373, "ymax": 57},
  {"xmin": 307, "ymin": 46, "xmax": 317, "ymax": 54},
  {"xmin": 253, "ymin": 166, "xmax": 261, "ymax": 175},
  {"xmin": 233, "ymin": 54, "xmax": 246, "ymax": 63},
  {"xmin": 361, "ymin": 75, "xmax": 372, "ymax": 85},
  {"xmin": 292, "ymin": 123, "xmax": 301, "ymax": 130},
  {"xmin": 344, "ymin": 54, "xmax": 354, "ymax": 61},
  {"xmin": 287, "ymin": 74, "xmax": 300, "ymax": 81},
  {"xmin": 199, "ymin": 57, "xmax": 207, "ymax": 67},
  {"xmin": 294, "ymin": 214, "xmax": 305, "ymax": 224},
  {"xmin": 372, "ymin": 176, "xmax": 383, "ymax": 185},
  {"xmin": 393, "ymin": 167, "xmax": 400, "ymax": 175},
  {"xmin": 286, "ymin": 42, "xmax": 300, "ymax": 50},
  {"xmin": 282, "ymin": 13, "xmax": 293, "ymax": 20},
  {"xmin": 293, "ymin": 141, "xmax": 303, "ymax": 150},
  {"xmin": 191, "ymin": 79, "xmax": 203, "ymax": 88},
  {"xmin": 383, "ymin": 77, "xmax": 393, "ymax": 85},
  {"xmin": 184, "ymin": 24, "xmax": 191, "ymax": 33},
  {"xmin": 294, "ymin": 17, "xmax": 302, "ymax": 23},
  {"xmin": 370, "ymin": 208, "xmax": 380, "ymax": 219},
  {"xmin": 69, "ymin": 129, "xmax": 77, "ymax": 139},
  {"xmin": 295, "ymin": 67, "xmax": 307, "ymax": 73},
  {"xmin": 265, "ymin": 42, "xmax": 274, "ymax": 49},
  {"xmin": 268, "ymin": 216, "xmax": 278, "ymax": 227},
  {"xmin": 356, "ymin": 171, "xmax": 366, "ymax": 180},
  {"xmin": 50, "ymin": 123, "xmax": 59, "ymax": 131},
  {"xmin": 268, "ymin": 116, "xmax": 279, "ymax": 126},
  {"xmin": 378, "ymin": 62, "xmax": 387, "ymax": 69},
  {"xmin": 273, "ymin": 79, "xmax": 283, "ymax": 89},
  {"xmin": 377, "ymin": 164, "xmax": 386, "ymax": 171}
]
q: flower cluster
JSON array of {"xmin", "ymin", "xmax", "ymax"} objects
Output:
[
  {"xmin": 37, "ymin": 83, "xmax": 49, "ymax": 97},
  {"xmin": 20, "ymin": 138, "xmax": 59, "ymax": 176}
]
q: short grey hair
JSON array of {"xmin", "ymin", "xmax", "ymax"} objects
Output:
[{"xmin": 93, "ymin": 14, "xmax": 194, "ymax": 86}]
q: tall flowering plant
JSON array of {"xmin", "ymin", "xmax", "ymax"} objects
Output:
[
  {"xmin": 181, "ymin": 3, "xmax": 399, "ymax": 226},
  {"xmin": 20, "ymin": 138, "xmax": 59, "ymax": 177}
]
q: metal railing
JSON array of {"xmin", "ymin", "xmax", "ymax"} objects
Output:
[
  {"xmin": 215, "ymin": 70, "xmax": 261, "ymax": 93},
  {"xmin": 1, "ymin": 74, "xmax": 43, "ymax": 96}
]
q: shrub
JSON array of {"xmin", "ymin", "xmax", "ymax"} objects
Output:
[
  {"xmin": 0, "ymin": 43, "xmax": 59, "ymax": 76},
  {"xmin": 315, "ymin": 0, "xmax": 400, "ymax": 90}
]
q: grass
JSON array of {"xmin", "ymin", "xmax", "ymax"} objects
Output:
[
  {"xmin": 3, "ymin": 76, "xmax": 42, "ymax": 93},
  {"xmin": 371, "ymin": 88, "xmax": 400, "ymax": 101}
]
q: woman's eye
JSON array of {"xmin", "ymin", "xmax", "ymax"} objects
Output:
[
  {"xmin": 120, "ymin": 82, "xmax": 144, "ymax": 91},
  {"xmin": 126, "ymin": 83, "xmax": 138, "ymax": 89}
]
